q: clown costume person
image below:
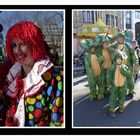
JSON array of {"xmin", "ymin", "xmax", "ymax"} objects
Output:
[
  {"xmin": 1, "ymin": 21, "xmax": 63, "ymax": 127},
  {"xmin": 108, "ymin": 32, "xmax": 138, "ymax": 97},
  {"xmin": 81, "ymin": 39, "xmax": 105, "ymax": 100},
  {"xmin": 107, "ymin": 49, "xmax": 131, "ymax": 117}
]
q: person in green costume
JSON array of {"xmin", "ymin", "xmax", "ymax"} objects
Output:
[
  {"xmin": 107, "ymin": 49, "xmax": 131, "ymax": 117},
  {"xmin": 95, "ymin": 34, "xmax": 113, "ymax": 94},
  {"xmin": 81, "ymin": 39, "xmax": 105, "ymax": 100},
  {"xmin": 108, "ymin": 32, "xmax": 138, "ymax": 97}
]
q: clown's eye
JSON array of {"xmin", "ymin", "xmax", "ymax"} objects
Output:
[{"xmin": 11, "ymin": 43, "xmax": 17, "ymax": 48}]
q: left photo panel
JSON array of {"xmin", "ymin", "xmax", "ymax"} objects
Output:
[{"xmin": 0, "ymin": 9, "xmax": 64, "ymax": 128}]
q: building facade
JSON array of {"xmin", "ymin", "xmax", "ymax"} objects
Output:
[
  {"xmin": 73, "ymin": 10, "xmax": 124, "ymax": 55},
  {"xmin": 123, "ymin": 10, "xmax": 140, "ymax": 44}
]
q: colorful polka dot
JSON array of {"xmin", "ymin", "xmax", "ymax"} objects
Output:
[
  {"xmin": 28, "ymin": 120, "xmax": 34, "ymax": 126},
  {"xmin": 58, "ymin": 81, "xmax": 62, "ymax": 91},
  {"xmin": 41, "ymin": 98, "xmax": 45, "ymax": 106},
  {"xmin": 52, "ymin": 112, "xmax": 60, "ymax": 122},
  {"xmin": 56, "ymin": 76, "xmax": 61, "ymax": 81},
  {"xmin": 56, "ymin": 97, "xmax": 63, "ymax": 107},
  {"xmin": 36, "ymin": 94, "xmax": 42, "ymax": 100},
  {"xmin": 45, "ymin": 115, "xmax": 48, "ymax": 121},
  {"xmin": 55, "ymin": 122, "xmax": 61, "ymax": 126},
  {"xmin": 52, "ymin": 99, "xmax": 56, "ymax": 105},
  {"xmin": 49, "ymin": 104, "xmax": 52, "ymax": 110},
  {"xmin": 47, "ymin": 86, "xmax": 52, "ymax": 96},
  {"xmin": 43, "ymin": 72, "xmax": 52, "ymax": 80},
  {"xmin": 60, "ymin": 71, "xmax": 63, "ymax": 76},
  {"xmin": 43, "ymin": 106, "xmax": 48, "ymax": 111},
  {"xmin": 46, "ymin": 97, "xmax": 49, "ymax": 102},
  {"xmin": 27, "ymin": 97, "xmax": 36, "ymax": 105},
  {"xmin": 34, "ymin": 109, "xmax": 42, "ymax": 119},
  {"xmin": 59, "ymin": 108, "xmax": 63, "ymax": 113},
  {"xmin": 60, "ymin": 116, "xmax": 64, "ymax": 122},
  {"xmin": 28, "ymin": 106, "xmax": 34, "ymax": 112},
  {"xmin": 52, "ymin": 106, "xmax": 58, "ymax": 112},
  {"xmin": 50, "ymin": 122, "xmax": 55, "ymax": 127},
  {"xmin": 56, "ymin": 90, "xmax": 61, "ymax": 97},
  {"xmin": 29, "ymin": 113, "xmax": 34, "ymax": 119},
  {"xmin": 51, "ymin": 78, "xmax": 55, "ymax": 86},
  {"xmin": 36, "ymin": 101, "xmax": 42, "ymax": 108}
]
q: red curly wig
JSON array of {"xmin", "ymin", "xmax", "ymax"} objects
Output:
[{"xmin": 6, "ymin": 21, "xmax": 47, "ymax": 63}]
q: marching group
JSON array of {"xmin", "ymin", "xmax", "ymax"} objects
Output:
[{"xmin": 81, "ymin": 31, "xmax": 140, "ymax": 118}]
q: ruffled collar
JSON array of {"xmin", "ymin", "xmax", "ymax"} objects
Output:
[{"xmin": 7, "ymin": 57, "xmax": 53, "ymax": 98}]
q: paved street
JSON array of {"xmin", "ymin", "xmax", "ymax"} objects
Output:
[{"xmin": 73, "ymin": 72, "xmax": 140, "ymax": 127}]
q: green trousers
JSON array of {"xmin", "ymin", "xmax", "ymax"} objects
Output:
[
  {"xmin": 109, "ymin": 83, "xmax": 127, "ymax": 112},
  {"xmin": 86, "ymin": 67, "xmax": 105, "ymax": 99}
]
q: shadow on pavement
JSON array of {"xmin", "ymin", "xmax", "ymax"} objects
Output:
[{"xmin": 73, "ymin": 94, "xmax": 140, "ymax": 127}]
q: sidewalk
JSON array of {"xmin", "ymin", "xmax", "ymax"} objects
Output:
[{"xmin": 73, "ymin": 64, "xmax": 85, "ymax": 77}]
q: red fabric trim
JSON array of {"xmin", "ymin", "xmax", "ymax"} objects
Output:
[
  {"xmin": 5, "ymin": 102, "xmax": 18, "ymax": 126},
  {"xmin": 5, "ymin": 117, "xmax": 18, "ymax": 126},
  {"xmin": 37, "ymin": 64, "xmax": 46, "ymax": 75},
  {"xmin": 9, "ymin": 71, "xmax": 14, "ymax": 81}
]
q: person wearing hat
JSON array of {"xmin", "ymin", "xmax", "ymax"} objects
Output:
[
  {"xmin": 81, "ymin": 39, "xmax": 105, "ymax": 100},
  {"xmin": 108, "ymin": 31, "xmax": 138, "ymax": 97},
  {"xmin": 0, "ymin": 21, "xmax": 63, "ymax": 127},
  {"xmin": 107, "ymin": 49, "xmax": 131, "ymax": 117}
]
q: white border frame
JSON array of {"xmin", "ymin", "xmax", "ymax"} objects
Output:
[
  {"xmin": 0, "ymin": 9, "xmax": 65, "ymax": 129},
  {"xmin": 72, "ymin": 9, "xmax": 140, "ymax": 129}
]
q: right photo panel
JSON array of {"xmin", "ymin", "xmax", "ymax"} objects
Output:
[{"xmin": 72, "ymin": 9, "xmax": 140, "ymax": 128}]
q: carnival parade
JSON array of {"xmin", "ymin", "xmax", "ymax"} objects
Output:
[{"xmin": 73, "ymin": 14, "xmax": 140, "ymax": 127}]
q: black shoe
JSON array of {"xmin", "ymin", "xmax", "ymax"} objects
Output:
[
  {"xmin": 118, "ymin": 108, "xmax": 124, "ymax": 113},
  {"xmin": 109, "ymin": 111, "xmax": 116, "ymax": 118},
  {"xmin": 127, "ymin": 93, "xmax": 134, "ymax": 97}
]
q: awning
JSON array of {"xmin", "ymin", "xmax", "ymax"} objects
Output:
[{"xmin": 74, "ymin": 18, "xmax": 118, "ymax": 39}]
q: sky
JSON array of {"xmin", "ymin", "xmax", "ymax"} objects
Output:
[{"xmin": 0, "ymin": 10, "xmax": 64, "ymax": 44}]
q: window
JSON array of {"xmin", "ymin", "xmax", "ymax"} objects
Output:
[
  {"xmin": 115, "ymin": 16, "xmax": 118, "ymax": 27},
  {"xmin": 82, "ymin": 11, "xmax": 86, "ymax": 23},
  {"xmin": 87, "ymin": 11, "xmax": 90, "ymax": 23},
  {"xmin": 135, "ymin": 11, "xmax": 140, "ymax": 19},
  {"xmin": 106, "ymin": 14, "xmax": 110, "ymax": 25},
  {"xmin": 111, "ymin": 15, "xmax": 114, "ymax": 26},
  {"xmin": 126, "ymin": 11, "xmax": 131, "ymax": 29},
  {"xmin": 98, "ymin": 11, "xmax": 100, "ymax": 18},
  {"xmin": 95, "ymin": 11, "xmax": 98, "ymax": 21},
  {"xmin": 82, "ymin": 11, "xmax": 91, "ymax": 23},
  {"xmin": 91, "ymin": 11, "xmax": 95, "ymax": 23}
]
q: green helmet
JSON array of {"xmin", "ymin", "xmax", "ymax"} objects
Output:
[
  {"xmin": 115, "ymin": 32, "xmax": 125, "ymax": 40},
  {"xmin": 80, "ymin": 39, "xmax": 89, "ymax": 49},
  {"xmin": 107, "ymin": 35, "xmax": 114, "ymax": 43},
  {"xmin": 102, "ymin": 36, "xmax": 110, "ymax": 44},
  {"xmin": 94, "ymin": 34, "xmax": 103, "ymax": 46},
  {"xmin": 88, "ymin": 39, "xmax": 97, "ymax": 48},
  {"xmin": 81, "ymin": 39, "xmax": 97, "ymax": 49}
]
